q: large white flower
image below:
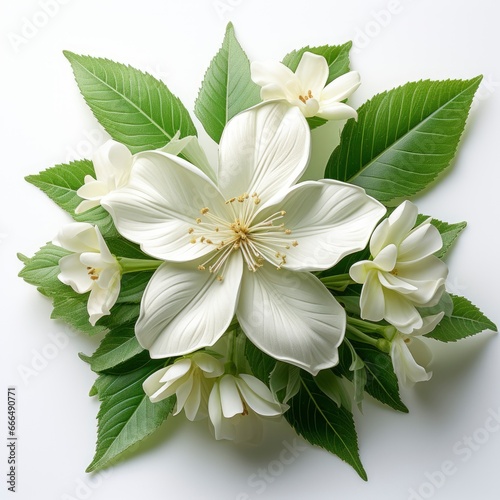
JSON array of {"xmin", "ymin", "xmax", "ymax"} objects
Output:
[
  {"xmin": 208, "ymin": 373, "xmax": 285, "ymax": 443},
  {"xmin": 391, "ymin": 312, "xmax": 444, "ymax": 386},
  {"xmin": 251, "ymin": 52, "xmax": 360, "ymax": 120},
  {"xmin": 76, "ymin": 136, "xmax": 214, "ymax": 214},
  {"xmin": 102, "ymin": 102, "xmax": 385, "ymax": 375},
  {"xmin": 54, "ymin": 222, "xmax": 121, "ymax": 325},
  {"xmin": 143, "ymin": 352, "xmax": 224, "ymax": 421},
  {"xmin": 350, "ymin": 201, "xmax": 448, "ymax": 334}
]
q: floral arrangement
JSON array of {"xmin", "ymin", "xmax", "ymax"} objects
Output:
[{"xmin": 19, "ymin": 23, "xmax": 496, "ymax": 479}]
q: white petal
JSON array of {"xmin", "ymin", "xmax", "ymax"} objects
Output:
[
  {"xmin": 398, "ymin": 222, "xmax": 443, "ymax": 263},
  {"xmin": 54, "ymin": 222, "xmax": 99, "ymax": 253},
  {"xmin": 191, "ymin": 352, "xmax": 224, "ymax": 378},
  {"xmin": 75, "ymin": 199, "xmax": 101, "ymax": 214},
  {"xmin": 260, "ymin": 83, "xmax": 289, "ymax": 101},
  {"xmin": 220, "ymin": 375, "xmax": 245, "ymax": 418},
  {"xmin": 76, "ymin": 179, "xmax": 109, "ymax": 203},
  {"xmin": 236, "ymin": 374, "xmax": 283, "ymax": 416},
  {"xmin": 295, "ymin": 52, "xmax": 329, "ymax": 96},
  {"xmin": 217, "ymin": 102, "xmax": 310, "ymax": 205},
  {"xmin": 250, "ymin": 60, "xmax": 295, "ymax": 93},
  {"xmin": 136, "ymin": 254, "xmax": 243, "ymax": 358},
  {"xmin": 159, "ymin": 134, "xmax": 216, "ymax": 183},
  {"xmin": 143, "ymin": 367, "xmax": 172, "ymax": 403},
  {"xmin": 391, "ymin": 337, "xmax": 432, "ymax": 385},
  {"xmin": 58, "ymin": 253, "xmax": 92, "ymax": 293},
  {"xmin": 236, "ymin": 265, "xmax": 345, "ymax": 375},
  {"xmin": 370, "ymin": 201, "xmax": 418, "ymax": 256},
  {"xmin": 102, "ymin": 151, "xmax": 229, "ymax": 262},
  {"xmin": 320, "ymin": 71, "xmax": 361, "ymax": 104},
  {"xmin": 378, "ymin": 271, "xmax": 418, "ymax": 294},
  {"xmin": 384, "ymin": 289, "xmax": 423, "ymax": 333},
  {"xmin": 92, "ymin": 140, "xmax": 133, "ymax": 189},
  {"xmin": 372, "ymin": 244, "xmax": 398, "ymax": 272},
  {"xmin": 174, "ymin": 375, "xmax": 195, "ymax": 416},
  {"xmin": 411, "ymin": 312, "xmax": 445, "ymax": 336},
  {"xmin": 359, "ymin": 270, "xmax": 385, "ymax": 321},
  {"xmin": 316, "ymin": 102, "xmax": 358, "ymax": 121},
  {"xmin": 87, "ymin": 273, "xmax": 120, "ymax": 325},
  {"xmin": 159, "ymin": 358, "xmax": 192, "ymax": 383},
  {"xmin": 256, "ymin": 180, "xmax": 385, "ymax": 271}
]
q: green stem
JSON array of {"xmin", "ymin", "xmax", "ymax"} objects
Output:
[
  {"xmin": 224, "ymin": 330, "xmax": 237, "ymax": 375},
  {"xmin": 320, "ymin": 273, "xmax": 355, "ymax": 291},
  {"xmin": 346, "ymin": 325, "xmax": 391, "ymax": 353},
  {"xmin": 118, "ymin": 257, "xmax": 163, "ymax": 274}
]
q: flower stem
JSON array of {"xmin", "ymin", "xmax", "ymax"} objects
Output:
[
  {"xmin": 118, "ymin": 257, "xmax": 163, "ymax": 274},
  {"xmin": 346, "ymin": 325, "xmax": 391, "ymax": 353},
  {"xmin": 347, "ymin": 316, "xmax": 388, "ymax": 335},
  {"xmin": 320, "ymin": 273, "xmax": 355, "ymax": 291}
]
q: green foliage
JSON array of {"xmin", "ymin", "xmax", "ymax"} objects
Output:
[
  {"xmin": 64, "ymin": 51, "xmax": 197, "ymax": 153},
  {"xmin": 426, "ymin": 295, "xmax": 497, "ymax": 342},
  {"xmin": 326, "ymin": 77, "xmax": 482, "ymax": 205},
  {"xmin": 25, "ymin": 160, "xmax": 115, "ymax": 236},
  {"xmin": 194, "ymin": 23, "xmax": 260, "ymax": 143},
  {"xmin": 285, "ymin": 373, "xmax": 367, "ymax": 480},
  {"xmin": 415, "ymin": 215, "xmax": 467, "ymax": 259},
  {"xmin": 87, "ymin": 360, "xmax": 174, "ymax": 472}
]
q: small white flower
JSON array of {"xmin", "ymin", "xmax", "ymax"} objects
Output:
[
  {"xmin": 251, "ymin": 51, "xmax": 360, "ymax": 120},
  {"xmin": 208, "ymin": 373, "xmax": 285, "ymax": 443},
  {"xmin": 102, "ymin": 101, "xmax": 386, "ymax": 375},
  {"xmin": 350, "ymin": 201, "xmax": 448, "ymax": 334},
  {"xmin": 391, "ymin": 312, "xmax": 444, "ymax": 386},
  {"xmin": 76, "ymin": 136, "xmax": 213, "ymax": 214},
  {"xmin": 75, "ymin": 140, "xmax": 134, "ymax": 214},
  {"xmin": 143, "ymin": 352, "xmax": 224, "ymax": 421},
  {"xmin": 54, "ymin": 222, "xmax": 121, "ymax": 325}
]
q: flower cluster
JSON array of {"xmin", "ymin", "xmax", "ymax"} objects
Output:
[{"xmin": 20, "ymin": 27, "xmax": 495, "ymax": 476}]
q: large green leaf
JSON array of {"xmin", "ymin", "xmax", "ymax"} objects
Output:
[
  {"xmin": 80, "ymin": 323, "xmax": 147, "ymax": 374},
  {"xmin": 64, "ymin": 51, "xmax": 197, "ymax": 153},
  {"xmin": 326, "ymin": 77, "xmax": 482, "ymax": 205},
  {"xmin": 87, "ymin": 360, "xmax": 174, "ymax": 472},
  {"xmin": 285, "ymin": 373, "xmax": 367, "ymax": 480},
  {"xmin": 25, "ymin": 160, "xmax": 115, "ymax": 235},
  {"xmin": 194, "ymin": 23, "xmax": 261, "ymax": 143},
  {"xmin": 425, "ymin": 295, "xmax": 497, "ymax": 342}
]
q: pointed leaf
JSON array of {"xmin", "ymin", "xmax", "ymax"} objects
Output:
[
  {"xmin": 87, "ymin": 360, "xmax": 174, "ymax": 472},
  {"xmin": 326, "ymin": 77, "xmax": 482, "ymax": 205},
  {"xmin": 285, "ymin": 373, "xmax": 367, "ymax": 480},
  {"xmin": 425, "ymin": 295, "xmax": 497, "ymax": 342},
  {"xmin": 194, "ymin": 23, "xmax": 260, "ymax": 143},
  {"xmin": 64, "ymin": 51, "xmax": 196, "ymax": 153}
]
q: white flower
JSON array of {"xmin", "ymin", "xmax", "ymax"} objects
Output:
[
  {"xmin": 251, "ymin": 52, "xmax": 360, "ymax": 120},
  {"xmin": 76, "ymin": 136, "xmax": 213, "ymax": 214},
  {"xmin": 350, "ymin": 201, "xmax": 448, "ymax": 334},
  {"xmin": 391, "ymin": 313, "xmax": 444, "ymax": 385},
  {"xmin": 143, "ymin": 352, "xmax": 224, "ymax": 421},
  {"xmin": 75, "ymin": 140, "xmax": 134, "ymax": 214},
  {"xmin": 208, "ymin": 373, "xmax": 285, "ymax": 443},
  {"xmin": 102, "ymin": 101, "xmax": 385, "ymax": 375},
  {"xmin": 54, "ymin": 222, "xmax": 121, "ymax": 325}
]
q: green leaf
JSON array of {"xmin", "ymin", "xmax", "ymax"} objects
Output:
[
  {"xmin": 416, "ymin": 215, "xmax": 467, "ymax": 259},
  {"xmin": 80, "ymin": 323, "xmax": 147, "ymax": 374},
  {"xmin": 87, "ymin": 360, "xmax": 174, "ymax": 472},
  {"xmin": 194, "ymin": 23, "xmax": 261, "ymax": 143},
  {"xmin": 339, "ymin": 342, "xmax": 408, "ymax": 413},
  {"xmin": 270, "ymin": 362, "xmax": 301, "ymax": 404},
  {"xmin": 314, "ymin": 370, "xmax": 351, "ymax": 410},
  {"xmin": 25, "ymin": 160, "xmax": 115, "ymax": 235},
  {"xmin": 425, "ymin": 295, "xmax": 497, "ymax": 342},
  {"xmin": 64, "ymin": 51, "xmax": 197, "ymax": 153},
  {"xmin": 326, "ymin": 77, "xmax": 482, "ymax": 205},
  {"xmin": 285, "ymin": 373, "xmax": 367, "ymax": 480},
  {"xmin": 244, "ymin": 339, "xmax": 276, "ymax": 383},
  {"xmin": 282, "ymin": 42, "xmax": 353, "ymax": 131},
  {"xmin": 115, "ymin": 272, "xmax": 153, "ymax": 304}
]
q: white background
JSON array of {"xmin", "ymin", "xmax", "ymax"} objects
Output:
[{"xmin": 1, "ymin": 1, "xmax": 499, "ymax": 499}]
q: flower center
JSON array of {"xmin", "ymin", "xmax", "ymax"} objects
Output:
[
  {"xmin": 87, "ymin": 266, "xmax": 99, "ymax": 281},
  {"xmin": 298, "ymin": 89, "xmax": 314, "ymax": 104},
  {"xmin": 188, "ymin": 193, "xmax": 298, "ymax": 281}
]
